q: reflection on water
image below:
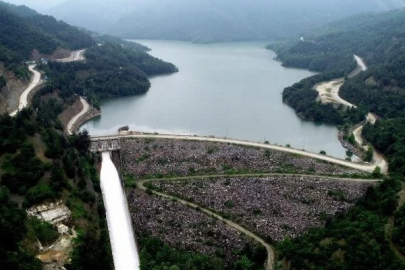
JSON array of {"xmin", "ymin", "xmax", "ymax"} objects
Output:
[{"xmin": 84, "ymin": 41, "xmax": 346, "ymax": 158}]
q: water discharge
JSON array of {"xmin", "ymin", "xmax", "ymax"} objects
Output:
[{"xmin": 100, "ymin": 152, "xmax": 140, "ymax": 270}]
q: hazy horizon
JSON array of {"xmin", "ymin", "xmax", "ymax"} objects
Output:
[
  {"xmin": 2, "ymin": 0, "xmax": 65, "ymax": 10},
  {"xmin": 5, "ymin": 0, "xmax": 405, "ymax": 12}
]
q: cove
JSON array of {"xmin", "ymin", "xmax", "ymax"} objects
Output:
[{"xmin": 83, "ymin": 41, "xmax": 346, "ymax": 158}]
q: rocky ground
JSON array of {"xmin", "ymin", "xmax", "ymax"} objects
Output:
[
  {"xmin": 127, "ymin": 189, "xmax": 258, "ymax": 265},
  {"xmin": 150, "ymin": 176, "xmax": 374, "ymax": 242},
  {"xmin": 26, "ymin": 201, "xmax": 76, "ymax": 269},
  {"xmin": 121, "ymin": 139, "xmax": 367, "ymax": 178},
  {"xmin": 0, "ymin": 65, "xmax": 29, "ymax": 114}
]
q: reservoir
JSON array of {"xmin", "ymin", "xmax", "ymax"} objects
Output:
[{"xmin": 83, "ymin": 41, "xmax": 347, "ymax": 158}]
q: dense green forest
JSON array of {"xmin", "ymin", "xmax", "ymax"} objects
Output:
[
  {"xmin": 282, "ymin": 72, "xmax": 367, "ymax": 125},
  {"xmin": 0, "ymin": 3, "xmax": 262, "ymax": 270},
  {"xmin": 0, "ymin": 3, "xmax": 94, "ymax": 78},
  {"xmin": 0, "ymin": 104, "xmax": 113, "ymax": 270},
  {"xmin": 0, "ymin": 2, "xmax": 175, "ymax": 270},
  {"xmin": 40, "ymin": 43, "xmax": 177, "ymax": 108},
  {"xmin": 271, "ymin": 8, "xmax": 405, "ymax": 270},
  {"xmin": 276, "ymin": 177, "xmax": 403, "ymax": 270},
  {"xmin": 269, "ymin": 9, "xmax": 405, "ymax": 125},
  {"xmin": 139, "ymin": 236, "xmax": 266, "ymax": 270},
  {"xmin": 269, "ymin": 9, "xmax": 405, "ymax": 72}
]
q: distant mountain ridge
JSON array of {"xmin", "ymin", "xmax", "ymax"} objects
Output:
[{"xmin": 46, "ymin": 0, "xmax": 405, "ymax": 43}]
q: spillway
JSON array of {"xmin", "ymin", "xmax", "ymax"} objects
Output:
[{"xmin": 100, "ymin": 151, "xmax": 140, "ymax": 270}]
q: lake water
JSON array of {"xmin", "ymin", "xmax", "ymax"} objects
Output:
[{"xmin": 83, "ymin": 40, "xmax": 346, "ymax": 158}]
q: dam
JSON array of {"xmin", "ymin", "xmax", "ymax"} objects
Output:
[{"xmin": 91, "ymin": 139, "xmax": 120, "ymax": 152}]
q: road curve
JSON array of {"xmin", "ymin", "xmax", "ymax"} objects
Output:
[
  {"xmin": 10, "ymin": 65, "xmax": 41, "ymax": 117},
  {"xmin": 9, "ymin": 49, "xmax": 87, "ymax": 117},
  {"xmin": 136, "ymin": 179, "xmax": 275, "ymax": 270},
  {"xmin": 67, "ymin": 97, "xmax": 90, "ymax": 135},
  {"xmin": 92, "ymin": 133, "xmax": 385, "ymax": 174},
  {"xmin": 315, "ymin": 55, "xmax": 365, "ymax": 108},
  {"xmin": 316, "ymin": 78, "xmax": 355, "ymax": 108},
  {"xmin": 56, "ymin": 49, "xmax": 86, "ymax": 63},
  {"xmin": 314, "ymin": 55, "xmax": 388, "ymax": 172}
]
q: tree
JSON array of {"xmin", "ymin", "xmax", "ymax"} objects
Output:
[
  {"xmin": 365, "ymin": 146, "xmax": 373, "ymax": 162},
  {"xmin": 372, "ymin": 166, "xmax": 381, "ymax": 178}
]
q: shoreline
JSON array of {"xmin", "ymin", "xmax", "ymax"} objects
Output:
[
  {"xmin": 312, "ymin": 55, "xmax": 387, "ymax": 172},
  {"xmin": 64, "ymin": 97, "xmax": 100, "ymax": 135}
]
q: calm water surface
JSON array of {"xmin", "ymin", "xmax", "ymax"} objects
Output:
[{"xmin": 83, "ymin": 40, "xmax": 346, "ymax": 158}]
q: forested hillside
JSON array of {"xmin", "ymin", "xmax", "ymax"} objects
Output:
[
  {"xmin": 40, "ymin": 43, "xmax": 177, "ymax": 108},
  {"xmin": 269, "ymin": 8, "xmax": 405, "ymax": 125},
  {"xmin": 0, "ymin": 3, "xmax": 94, "ymax": 77},
  {"xmin": 270, "ymin": 9, "xmax": 405, "ymax": 72},
  {"xmin": 0, "ymin": 5, "xmax": 113, "ymax": 267},
  {"xmin": 271, "ymin": 8, "xmax": 405, "ymax": 270},
  {"xmin": 0, "ymin": 2, "xmax": 180, "ymax": 270},
  {"xmin": 46, "ymin": 0, "xmax": 405, "ymax": 43}
]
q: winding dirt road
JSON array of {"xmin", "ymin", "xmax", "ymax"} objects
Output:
[
  {"xmin": 56, "ymin": 49, "xmax": 86, "ymax": 63},
  {"xmin": 55, "ymin": 49, "xmax": 90, "ymax": 135},
  {"xmin": 9, "ymin": 65, "xmax": 41, "ymax": 117},
  {"xmin": 66, "ymin": 97, "xmax": 90, "ymax": 135},
  {"xmin": 314, "ymin": 55, "xmax": 388, "ymax": 172},
  {"xmin": 315, "ymin": 55, "xmax": 366, "ymax": 107},
  {"xmin": 9, "ymin": 50, "xmax": 87, "ymax": 117}
]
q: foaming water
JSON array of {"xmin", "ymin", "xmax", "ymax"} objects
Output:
[{"xmin": 100, "ymin": 152, "xmax": 140, "ymax": 270}]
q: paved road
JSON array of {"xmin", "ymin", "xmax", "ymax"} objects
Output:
[
  {"xmin": 56, "ymin": 49, "xmax": 86, "ymax": 63},
  {"xmin": 67, "ymin": 97, "xmax": 90, "ymax": 135},
  {"xmin": 10, "ymin": 65, "xmax": 41, "ymax": 117},
  {"xmin": 92, "ymin": 133, "xmax": 385, "ymax": 173}
]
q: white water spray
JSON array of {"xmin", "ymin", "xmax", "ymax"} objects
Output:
[{"xmin": 100, "ymin": 152, "xmax": 140, "ymax": 270}]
